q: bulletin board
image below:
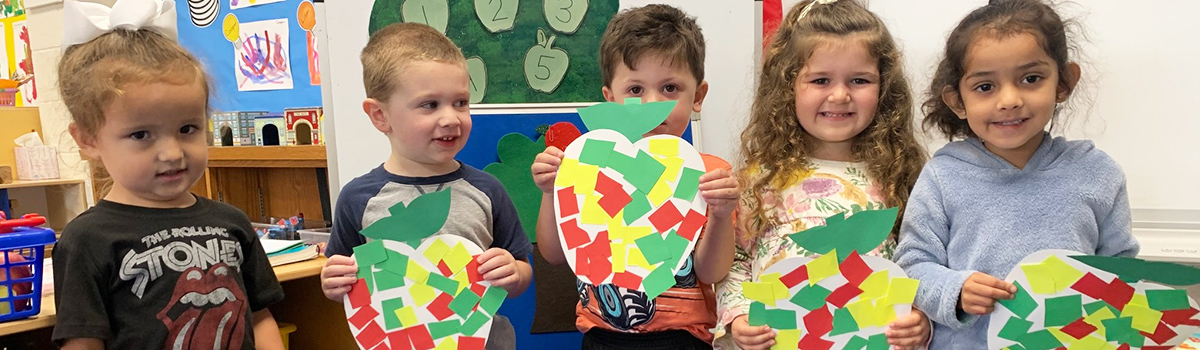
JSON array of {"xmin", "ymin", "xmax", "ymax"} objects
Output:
[
  {"xmin": 0, "ymin": 0, "xmax": 36, "ymax": 107},
  {"xmin": 175, "ymin": 0, "xmax": 322, "ymax": 112}
]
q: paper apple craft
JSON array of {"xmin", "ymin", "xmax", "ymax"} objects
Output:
[
  {"xmin": 523, "ymin": 28, "xmax": 569, "ymax": 93},
  {"xmin": 553, "ymin": 98, "xmax": 709, "ymax": 298},
  {"xmin": 345, "ymin": 190, "xmax": 509, "ymax": 350},
  {"xmin": 988, "ymin": 250, "xmax": 1200, "ymax": 350},
  {"xmin": 742, "ymin": 208, "xmax": 919, "ymax": 350}
]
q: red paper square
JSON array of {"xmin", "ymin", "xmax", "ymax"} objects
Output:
[
  {"xmin": 1140, "ymin": 321, "xmax": 1178, "ymax": 344},
  {"xmin": 372, "ymin": 341, "xmax": 392, "ymax": 350},
  {"xmin": 676, "ymin": 209, "xmax": 707, "ymax": 241},
  {"xmin": 465, "ymin": 256, "xmax": 483, "ymax": 284},
  {"xmin": 597, "ymin": 188, "xmax": 633, "ymax": 217},
  {"xmin": 1102, "ymin": 278, "xmax": 1135, "ymax": 310},
  {"xmin": 388, "ymin": 330, "xmax": 413, "ymax": 350},
  {"xmin": 457, "ymin": 336, "xmax": 486, "ymax": 350},
  {"xmin": 560, "ymin": 219, "xmax": 592, "ymax": 249},
  {"xmin": 648, "ymin": 201, "xmax": 685, "ymax": 233},
  {"xmin": 437, "ymin": 260, "xmax": 453, "ymax": 277},
  {"xmin": 797, "ymin": 333, "xmax": 834, "ymax": 350},
  {"xmin": 349, "ymin": 305, "xmax": 381, "ymax": 329},
  {"xmin": 1161, "ymin": 308, "xmax": 1199, "ymax": 326},
  {"xmin": 826, "ymin": 283, "xmax": 863, "ymax": 308},
  {"xmin": 407, "ymin": 325, "xmax": 435, "ymax": 350},
  {"xmin": 1070, "ymin": 273, "xmax": 1108, "ymax": 300},
  {"xmin": 780, "ymin": 265, "xmax": 809, "ymax": 288},
  {"xmin": 595, "ymin": 172, "xmax": 624, "ymax": 197},
  {"xmin": 355, "ymin": 321, "xmax": 387, "ymax": 349},
  {"xmin": 1060, "ymin": 318, "xmax": 1097, "ymax": 339},
  {"xmin": 1140, "ymin": 347, "xmax": 1174, "ymax": 350},
  {"xmin": 349, "ymin": 278, "xmax": 372, "ymax": 309},
  {"xmin": 839, "ymin": 252, "xmax": 872, "ymax": 287},
  {"xmin": 575, "ymin": 251, "xmax": 591, "ymax": 276},
  {"xmin": 584, "ymin": 233, "xmax": 613, "ymax": 284},
  {"xmin": 557, "ymin": 187, "xmax": 579, "ymax": 217},
  {"xmin": 428, "ymin": 293, "xmax": 456, "ymax": 321},
  {"xmin": 1116, "ymin": 344, "xmax": 1131, "ymax": 350},
  {"xmin": 803, "ymin": 305, "xmax": 834, "ymax": 337},
  {"xmin": 613, "ymin": 271, "xmax": 644, "ymax": 290}
]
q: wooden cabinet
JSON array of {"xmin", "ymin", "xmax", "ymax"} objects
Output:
[
  {"xmin": 192, "ymin": 145, "xmax": 332, "ymax": 224},
  {"xmin": 0, "ymin": 178, "xmax": 88, "ymax": 231}
]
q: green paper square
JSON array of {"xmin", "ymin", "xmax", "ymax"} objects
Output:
[
  {"xmin": 998, "ymin": 316, "xmax": 1034, "ymax": 341},
  {"xmin": 643, "ymin": 265, "xmax": 676, "ymax": 298},
  {"xmin": 1102, "ymin": 317, "xmax": 1134, "ymax": 343},
  {"xmin": 426, "ymin": 273, "xmax": 461, "ymax": 295},
  {"xmin": 479, "ymin": 286, "xmax": 508, "ymax": 316},
  {"xmin": 844, "ymin": 336, "xmax": 869, "ymax": 350},
  {"xmin": 830, "ymin": 306, "xmax": 860, "ymax": 336},
  {"xmin": 790, "ymin": 284, "xmax": 832, "ymax": 310},
  {"xmin": 1124, "ymin": 330, "xmax": 1145, "ymax": 347},
  {"xmin": 866, "ymin": 333, "xmax": 889, "ymax": 350},
  {"xmin": 764, "ymin": 308, "xmax": 797, "ymax": 330},
  {"xmin": 381, "ymin": 297, "xmax": 406, "ymax": 330},
  {"xmin": 999, "ymin": 281, "xmax": 1038, "ymax": 320},
  {"xmin": 663, "ymin": 230, "xmax": 691, "ymax": 257},
  {"xmin": 1005, "ymin": 344, "xmax": 1028, "ymax": 350},
  {"xmin": 378, "ymin": 248, "xmax": 409, "ymax": 275},
  {"xmin": 459, "ymin": 311, "xmax": 491, "ymax": 336},
  {"xmin": 579, "ymin": 139, "xmax": 616, "ymax": 166},
  {"xmin": 748, "ymin": 301, "xmax": 767, "ymax": 326},
  {"xmin": 608, "ymin": 151, "xmax": 638, "ymax": 176},
  {"xmin": 448, "ymin": 289, "xmax": 483, "ymax": 318},
  {"xmin": 626, "ymin": 150, "xmax": 667, "ymax": 194},
  {"xmin": 636, "ymin": 234, "xmax": 671, "ymax": 264},
  {"xmin": 1083, "ymin": 300, "xmax": 1118, "ymax": 316},
  {"xmin": 672, "ymin": 167, "xmax": 704, "ymax": 202},
  {"xmin": 375, "ymin": 269, "xmax": 406, "ymax": 291},
  {"xmin": 1018, "ymin": 329, "xmax": 1062, "ymax": 350},
  {"xmin": 1147, "ymin": 289, "xmax": 1191, "ymax": 311},
  {"xmin": 357, "ymin": 267, "xmax": 375, "ymax": 294},
  {"xmin": 427, "ymin": 319, "xmax": 461, "ymax": 339},
  {"xmin": 623, "ymin": 190, "xmax": 653, "ymax": 225},
  {"xmin": 353, "ymin": 240, "xmax": 389, "ymax": 267},
  {"xmin": 1043, "ymin": 294, "xmax": 1083, "ymax": 327}
]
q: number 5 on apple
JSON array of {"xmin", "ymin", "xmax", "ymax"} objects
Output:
[{"xmin": 524, "ymin": 28, "xmax": 570, "ymax": 94}]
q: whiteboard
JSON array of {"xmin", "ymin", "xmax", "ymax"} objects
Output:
[{"xmin": 320, "ymin": 0, "xmax": 754, "ymax": 204}]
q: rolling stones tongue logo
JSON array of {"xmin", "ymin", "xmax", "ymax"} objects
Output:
[{"xmin": 156, "ymin": 263, "xmax": 247, "ymax": 350}]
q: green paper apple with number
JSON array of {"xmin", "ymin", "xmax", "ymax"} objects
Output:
[
  {"xmin": 988, "ymin": 250, "xmax": 1200, "ymax": 350},
  {"xmin": 345, "ymin": 190, "xmax": 509, "ymax": 350},
  {"xmin": 543, "ymin": 0, "xmax": 588, "ymax": 34},
  {"xmin": 524, "ymin": 28, "xmax": 569, "ymax": 93},
  {"xmin": 466, "ymin": 56, "xmax": 487, "ymax": 104},
  {"xmin": 474, "ymin": 0, "xmax": 518, "ymax": 33},
  {"xmin": 402, "ymin": 0, "xmax": 449, "ymax": 34}
]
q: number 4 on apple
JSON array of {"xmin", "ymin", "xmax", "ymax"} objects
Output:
[{"xmin": 523, "ymin": 28, "xmax": 570, "ymax": 94}]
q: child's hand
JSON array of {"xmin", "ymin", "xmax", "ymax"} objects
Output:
[
  {"xmin": 477, "ymin": 248, "xmax": 522, "ymax": 292},
  {"xmin": 886, "ymin": 308, "xmax": 930, "ymax": 350},
  {"xmin": 731, "ymin": 314, "xmax": 776, "ymax": 350},
  {"xmin": 960, "ymin": 272, "xmax": 1016, "ymax": 315},
  {"xmin": 320, "ymin": 255, "xmax": 358, "ymax": 301},
  {"xmin": 531, "ymin": 147, "xmax": 565, "ymax": 193},
  {"xmin": 698, "ymin": 168, "xmax": 739, "ymax": 218}
]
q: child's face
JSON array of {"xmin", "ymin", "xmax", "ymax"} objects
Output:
[
  {"xmin": 78, "ymin": 81, "xmax": 209, "ymax": 208},
  {"xmin": 603, "ymin": 53, "xmax": 708, "ymax": 138},
  {"xmin": 951, "ymin": 32, "xmax": 1072, "ymax": 165},
  {"xmin": 367, "ymin": 61, "xmax": 472, "ymax": 175},
  {"xmin": 793, "ymin": 39, "xmax": 880, "ymax": 159}
]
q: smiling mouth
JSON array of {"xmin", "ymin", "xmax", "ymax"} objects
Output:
[
  {"xmin": 992, "ymin": 118, "xmax": 1029, "ymax": 126},
  {"xmin": 157, "ymin": 169, "xmax": 186, "ymax": 177},
  {"xmin": 820, "ymin": 112, "xmax": 854, "ymax": 118},
  {"xmin": 435, "ymin": 136, "xmax": 458, "ymax": 142}
]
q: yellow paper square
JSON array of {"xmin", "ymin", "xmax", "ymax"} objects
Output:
[
  {"xmin": 1084, "ymin": 307, "xmax": 1116, "ymax": 337},
  {"xmin": 886, "ymin": 278, "xmax": 920, "ymax": 306},
  {"xmin": 1129, "ymin": 293, "xmax": 1148, "ymax": 307},
  {"xmin": 555, "ymin": 158, "xmax": 579, "ymax": 188},
  {"xmin": 452, "ymin": 270, "xmax": 471, "ymax": 293},
  {"xmin": 581, "ymin": 194, "xmax": 610, "ymax": 225},
  {"xmin": 655, "ymin": 156, "xmax": 684, "ymax": 184},
  {"xmin": 396, "ymin": 306, "xmax": 418, "ymax": 328},
  {"xmin": 1047, "ymin": 327, "xmax": 1074, "ymax": 344},
  {"xmin": 649, "ymin": 138, "xmax": 679, "ymax": 157},
  {"xmin": 742, "ymin": 282, "xmax": 777, "ymax": 307},
  {"xmin": 443, "ymin": 243, "xmax": 473, "ymax": 273},
  {"xmin": 647, "ymin": 178, "xmax": 673, "ymax": 206},
  {"xmin": 1041, "ymin": 255, "xmax": 1084, "ymax": 292},
  {"xmin": 573, "ymin": 164, "xmax": 600, "ymax": 195},
  {"xmin": 611, "ymin": 243, "xmax": 627, "ymax": 273},
  {"xmin": 807, "ymin": 251, "xmax": 839, "ymax": 285},
  {"xmin": 760, "ymin": 272, "xmax": 789, "ymax": 300},
  {"xmin": 1067, "ymin": 335, "xmax": 1115, "ymax": 350},
  {"xmin": 627, "ymin": 247, "xmax": 655, "ymax": 271},
  {"xmin": 858, "ymin": 270, "xmax": 890, "ymax": 300},
  {"xmin": 407, "ymin": 260, "xmax": 429, "ymax": 284},
  {"xmin": 410, "ymin": 282, "xmax": 437, "ymax": 306},
  {"xmin": 434, "ymin": 338, "xmax": 457, "ymax": 350},
  {"xmin": 846, "ymin": 299, "xmax": 876, "ymax": 326},
  {"xmin": 873, "ymin": 301, "xmax": 898, "ymax": 327},
  {"xmin": 1120, "ymin": 303, "xmax": 1163, "ymax": 333},
  {"xmin": 1019, "ymin": 262, "xmax": 1058, "ymax": 295},
  {"xmin": 770, "ymin": 329, "xmax": 802, "ymax": 350},
  {"xmin": 423, "ymin": 239, "xmax": 451, "ymax": 266}
]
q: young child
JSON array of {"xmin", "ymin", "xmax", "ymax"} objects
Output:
[
  {"xmin": 318, "ymin": 23, "xmax": 533, "ymax": 349},
  {"xmin": 715, "ymin": 1, "xmax": 930, "ymax": 349},
  {"xmin": 530, "ymin": 5, "xmax": 740, "ymax": 349},
  {"xmin": 51, "ymin": 0, "xmax": 286, "ymax": 349},
  {"xmin": 894, "ymin": 0, "xmax": 1140, "ymax": 348}
]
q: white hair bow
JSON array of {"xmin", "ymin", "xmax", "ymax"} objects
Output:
[
  {"xmin": 62, "ymin": 0, "xmax": 178, "ymax": 51},
  {"xmin": 797, "ymin": 0, "xmax": 840, "ymax": 22}
]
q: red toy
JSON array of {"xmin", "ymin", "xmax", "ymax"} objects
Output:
[{"xmin": 0, "ymin": 213, "xmax": 46, "ymax": 234}]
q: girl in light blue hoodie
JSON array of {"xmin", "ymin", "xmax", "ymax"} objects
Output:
[{"xmin": 894, "ymin": 0, "xmax": 1140, "ymax": 348}]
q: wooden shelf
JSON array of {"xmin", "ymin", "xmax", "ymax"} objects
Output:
[
  {"xmin": 0, "ymin": 179, "xmax": 85, "ymax": 190},
  {"xmin": 207, "ymin": 145, "xmax": 327, "ymax": 168}
]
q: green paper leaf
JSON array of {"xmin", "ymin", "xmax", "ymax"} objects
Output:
[
  {"xmin": 360, "ymin": 189, "xmax": 452, "ymax": 243},
  {"xmin": 1043, "ymin": 294, "xmax": 1083, "ymax": 327},
  {"xmin": 998, "ymin": 281, "xmax": 1038, "ymax": 320},
  {"xmin": 788, "ymin": 207, "xmax": 899, "ymax": 261},
  {"xmin": 576, "ymin": 98, "xmax": 676, "ymax": 142},
  {"xmin": 484, "ymin": 132, "xmax": 547, "ymax": 242},
  {"xmin": 830, "ymin": 306, "xmax": 859, "ymax": 336},
  {"xmin": 1071, "ymin": 255, "xmax": 1200, "ymax": 286}
]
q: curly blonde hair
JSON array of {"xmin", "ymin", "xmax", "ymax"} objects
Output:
[{"xmin": 738, "ymin": 0, "xmax": 926, "ymax": 239}]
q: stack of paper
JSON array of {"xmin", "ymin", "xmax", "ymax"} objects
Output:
[{"xmin": 262, "ymin": 239, "xmax": 318, "ymax": 266}]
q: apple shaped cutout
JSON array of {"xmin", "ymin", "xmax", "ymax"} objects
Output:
[
  {"xmin": 345, "ymin": 190, "xmax": 508, "ymax": 350},
  {"xmin": 474, "ymin": 0, "xmax": 518, "ymax": 33},
  {"xmin": 742, "ymin": 208, "xmax": 917, "ymax": 350},
  {"xmin": 543, "ymin": 0, "xmax": 588, "ymax": 34},
  {"xmin": 466, "ymin": 56, "xmax": 487, "ymax": 104},
  {"xmin": 401, "ymin": 0, "xmax": 449, "ymax": 34},
  {"xmin": 988, "ymin": 249, "xmax": 1200, "ymax": 350},
  {"xmin": 545, "ymin": 121, "xmax": 581, "ymax": 151},
  {"xmin": 523, "ymin": 28, "xmax": 569, "ymax": 93}
]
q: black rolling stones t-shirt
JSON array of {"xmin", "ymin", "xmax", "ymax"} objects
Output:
[{"xmin": 52, "ymin": 197, "xmax": 284, "ymax": 350}]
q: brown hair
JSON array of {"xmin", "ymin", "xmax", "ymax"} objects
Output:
[
  {"xmin": 923, "ymin": 0, "xmax": 1078, "ymax": 140},
  {"xmin": 599, "ymin": 4, "xmax": 705, "ymax": 87},
  {"xmin": 361, "ymin": 23, "xmax": 465, "ymax": 102},
  {"xmin": 738, "ymin": 0, "xmax": 926, "ymax": 239}
]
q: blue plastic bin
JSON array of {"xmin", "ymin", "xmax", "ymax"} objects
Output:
[{"xmin": 0, "ymin": 226, "xmax": 55, "ymax": 323}]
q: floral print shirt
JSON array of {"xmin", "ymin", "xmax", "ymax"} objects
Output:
[{"xmin": 713, "ymin": 159, "xmax": 893, "ymax": 349}]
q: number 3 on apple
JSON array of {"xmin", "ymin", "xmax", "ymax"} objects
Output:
[
  {"xmin": 543, "ymin": 0, "xmax": 588, "ymax": 34},
  {"xmin": 524, "ymin": 28, "xmax": 570, "ymax": 93}
]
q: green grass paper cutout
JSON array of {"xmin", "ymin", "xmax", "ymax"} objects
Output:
[
  {"xmin": 360, "ymin": 189, "xmax": 452, "ymax": 244},
  {"xmin": 788, "ymin": 207, "xmax": 900, "ymax": 261},
  {"xmin": 484, "ymin": 131, "xmax": 547, "ymax": 242},
  {"xmin": 577, "ymin": 98, "xmax": 676, "ymax": 142},
  {"xmin": 1070, "ymin": 255, "xmax": 1200, "ymax": 285}
]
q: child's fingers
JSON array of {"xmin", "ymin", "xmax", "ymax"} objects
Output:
[
  {"xmin": 322, "ymin": 275, "xmax": 358, "ymax": 292},
  {"xmin": 476, "ymin": 249, "xmax": 515, "ymax": 275},
  {"xmin": 543, "ymin": 146, "xmax": 564, "ymax": 158},
  {"xmin": 735, "ymin": 330, "xmax": 777, "ymax": 350}
]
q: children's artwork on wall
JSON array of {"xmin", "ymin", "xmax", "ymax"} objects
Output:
[
  {"xmin": 12, "ymin": 20, "xmax": 31, "ymax": 106},
  {"xmin": 230, "ymin": 0, "xmax": 284, "ymax": 10},
  {"xmin": 988, "ymin": 250, "xmax": 1200, "ymax": 350},
  {"xmin": 234, "ymin": 18, "xmax": 293, "ymax": 91},
  {"xmin": 553, "ymin": 99, "xmax": 709, "ymax": 298},
  {"xmin": 0, "ymin": 14, "xmax": 33, "ymax": 107},
  {"xmin": 187, "ymin": 0, "xmax": 218, "ymax": 27},
  {"xmin": 742, "ymin": 208, "xmax": 917, "ymax": 350},
  {"xmin": 368, "ymin": 0, "xmax": 616, "ymax": 104},
  {"xmin": 297, "ymin": 0, "xmax": 319, "ymax": 85},
  {"xmin": 0, "ymin": 0, "xmax": 24, "ymax": 18}
]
